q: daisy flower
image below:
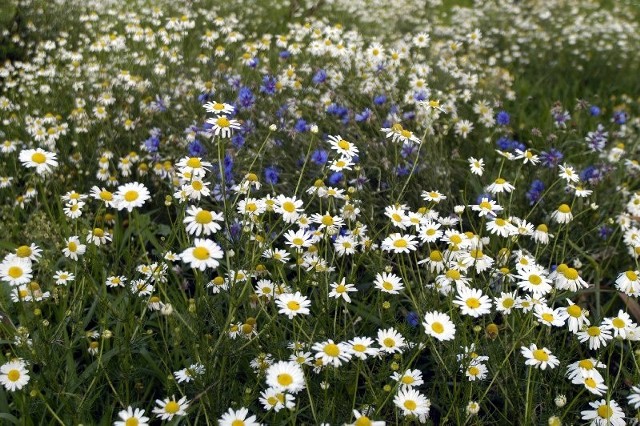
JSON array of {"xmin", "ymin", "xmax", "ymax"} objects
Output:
[
  {"xmin": 421, "ymin": 190, "xmax": 447, "ymax": 203},
  {"xmin": 615, "ymin": 270, "xmax": 640, "ymax": 295},
  {"xmin": 465, "ymin": 363, "xmax": 488, "ymax": 381},
  {"xmin": 581, "ymin": 399, "xmax": 625, "ymax": 426},
  {"xmin": 377, "ymin": 327, "xmax": 406, "ymax": 354},
  {"xmin": 468, "ymin": 157, "xmax": 484, "ymax": 176},
  {"xmin": 275, "ymin": 195, "xmax": 304, "ymax": 223},
  {"xmin": 422, "ymin": 311, "xmax": 456, "ymax": 341},
  {"xmin": 203, "ymin": 101, "xmax": 234, "ymax": 115},
  {"xmin": 218, "ymin": 407, "xmax": 261, "ymax": 426},
  {"xmin": 486, "ymin": 217, "xmax": 517, "ymax": 238},
  {"xmin": 206, "ymin": 115, "xmax": 241, "ymax": 138},
  {"xmin": 348, "ymin": 336, "xmax": 379, "ymax": 360},
  {"xmin": 347, "ymin": 410, "xmax": 385, "ymax": 426},
  {"xmin": 554, "ymin": 265, "xmax": 588, "ymax": 291},
  {"xmin": 381, "ymin": 233, "xmax": 418, "ymax": 254},
  {"xmin": 113, "ymin": 407, "xmax": 149, "ymax": 426},
  {"xmin": 565, "ymin": 301, "xmax": 590, "ymax": 333},
  {"xmin": 579, "ymin": 372, "xmax": 608, "ymax": 396},
  {"xmin": 14, "ymin": 244, "xmax": 42, "ymax": 262},
  {"xmin": 0, "ymin": 256, "xmax": 33, "ymax": 286},
  {"xmin": 328, "ymin": 278, "xmax": 357, "ymax": 303},
  {"xmin": 180, "ymin": 238, "xmax": 224, "ymax": 270},
  {"xmin": 259, "ymin": 387, "xmax": 295, "ymax": 412},
  {"xmin": 19, "ymin": 148, "xmax": 58, "ymax": 175},
  {"xmin": 551, "ymin": 204, "xmax": 573, "ymax": 224},
  {"xmin": 374, "ymin": 272, "xmax": 404, "ymax": 294},
  {"xmin": 603, "ymin": 310, "xmax": 637, "ymax": 338},
  {"xmin": 62, "ymin": 236, "xmax": 86, "ymax": 260},
  {"xmin": 393, "ymin": 388, "xmax": 431, "ymax": 421},
  {"xmin": 471, "ymin": 198, "xmax": 503, "ymax": 217},
  {"xmin": 576, "ymin": 325, "xmax": 612, "ymax": 350},
  {"xmin": 312, "ymin": 340, "xmax": 353, "ymax": 367},
  {"xmin": 559, "ymin": 164, "xmax": 580, "ymax": 183},
  {"xmin": 53, "ymin": 270, "xmax": 75, "ymax": 285},
  {"xmin": 183, "ymin": 205, "xmax": 224, "ymax": 236},
  {"xmin": 566, "ymin": 358, "xmax": 605, "ymax": 383},
  {"xmin": 283, "ymin": 229, "xmax": 314, "ymax": 252},
  {"xmin": 516, "ymin": 264, "xmax": 552, "ymax": 296},
  {"xmin": 534, "ymin": 304, "xmax": 567, "ymax": 328},
  {"xmin": 453, "ymin": 287, "xmax": 492, "ymax": 318},
  {"xmin": 417, "ymin": 220, "xmax": 442, "ymax": 243},
  {"xmin": 86, "ymin": 228, "xmax": 112, "ymax": 246},
  {"xmin": 152, "ymin": 395, "xmax": 189, "ymax": 420},
  {"xmin": 115, "ymin": 182, "xmax": 150, "ymax": 211},
  {"xmin": 176, "ymin": 156, "xmax": 212, "ymax": 178},
  {"xmin": 520, "ymin": 344, "xmax": 559, "ymax": 370},
  {"xmin": 391, "ymin": 369, "xmax": 424, "ymax": 389},
  {"xmin": 276, "ymin": 292, "xmax": 311, "ymax": 319},
  {"xmin": 494, "ymin": 291, "xmax": 518, "ymax": 315},
  {"xmin": 532, "ymin": 224, "xmax": 552, "ymax": 244},
  {"xmin": 265, "ymin": 361, "xmax": 306, "ymax": 394},
  {"xmin": 90, "ymin": 186, "xmax": 116, "ymax": 207},
  {"xmin": 327, "ymin": 135, "xmax": 359, "ymax": 158},
  {"xmin": 0, "ymin": 359, "xmax": 30, "ymax": 391},
  {"xmin": 485, "ymin": 177, "xmax": 515, "ymax": 194}
]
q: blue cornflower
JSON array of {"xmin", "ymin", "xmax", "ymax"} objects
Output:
[
  {"xmin": 187, "ymin": 140, "xmax": 206, "ymax": 157},
  {"xmin": 589, "ymin": 105, "xmax": 601, "ymax": 116},
  {"xmin": 231, "ymin": 134, "xmax": 245, "ymax": 149},
  {"xmin": 396, "ymin": 165, "xmax": 410, "ymax": 176},
  {"xmin": 312, "ymin": 69, "xmax": 327, "ymax": 84},
  {"xmin": 496, "ymin": 110, "xmax": 510, "ymax": 126},
  {"xmin": 540, "ymin": 148, "xmax": 563, "ymax": 168},
  {"xmin": 236, "ymin": 86, "xmax": 255, "ymax": 109},
  {"xmin": 279, "ymin": 50, "xmax": 291, "ymax": 59},
  {"xmin": 311, "ymin": 149, "xmax": 328, "ymax": 165},
  {"xmin": 373, "ymin": 94, "xmax": 387, "ymax": 105},
  {"xmin": 328, "ymin": 172, "xmax": 344, "ymax": 185},
  {"xmin": 613, "ymin": 110, "xmax": 628, "ymax": 125},
  {"xmin": 406, "ymin": 311, "xmax": 420, "ymax": 328},
  {"xmin": 143, "ymin": 135, "xmax": 160, "ymax": 153},
  {"xmin": 260, "ymin": 75, "xmax": 277, "ymax": 95},
  {"xmin": 598, "ymin": 225, "xmax": 612, "ymax": 240},
  {"xmin": 264, "ymin": 166, "xmax": 279, "ymax": 185},
  {"xmin": 294, "ymin": 118, "xmax": 309, "ymax": 133},
  {"xmin": 496, "ymin": 136, "xmax": 512, "ymax": 151},
  {"xmin": 355, "ymin": 108, "xmax": 372, "ymax": 122},
  {"xmin": 525, "ymin": 179, "xmax": 545, "ymax": 205}
]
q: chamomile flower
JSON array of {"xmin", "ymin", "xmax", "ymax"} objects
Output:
[
  {"xmin": 19, "ymin": 148, "xmax": 58, "ymax": 175},
  {"xmin": 152, "ymin": 395, "xmax": 189, "ymax": 420},
  {"xmin": 465, "ymin": 363, "xmax": 488, "ymax": 381},
  {"xmin": 0, "ymin": 256, "xmax": 33, "ymax": 286},
  {"xmin": 580, "ymin": 399, "xmax": 625, "ymax": 426},
  {"xmin": 559, "ymin": 164, "xmax": 580, "ymax": 183},
  {"xmin": 377, "ymin": 327, "xmax": 406, "ymax": 354},
  {"xmin": 516, "ymin": 264, "xmax": 552, "ymax": 296},
  {"xmin": 422, "ymin": 311, "xmax": 456, "ymax": 341},
  {"xmin": 521, "ymin": 344, "xmax": 559, "ymax": 370},
  {"xmin": 90, "ymin": 186, "xmax": 116, "ymax": 207},
  {"xmin": 494, "ymin": 291, "xmax": 519, "ymax": 315},
  {"xmin": 176, "ymin": 156, "xmax": 212, "ymax": 178},
  {"xmin": 417, "ymin": 220, "xmax": 443, "ymax": 243},
  {"xmin": 486, "ymin": 177, "xmax": 515, "ymax": 194},
  {"xmin": 53, "ymin": 270, "xmax": 75, "ymax": 285},
  {"xmin": 534, "ymin": 304, "xmax": 567, "ymax": 327},
  {"xmin": 421, "ymin": 190, "xmax": 447, "ymax": 203},
  {"xmin": 203, "ymin": 101, "xmax": 234, "ymax": 115},
  {"xmin": 183, "ymin": 205, "xmax": 224, "ymax": 236},
  {"xmin": 275, "ymin": 195, "xmax": 304, "ymax": 223},
  {"xmin": 63, "ymin": 236, "xmax": 86, "ymax": 260},
  {"xmin": 206, "ymin": 115, "xmax": 241, "ymax": 138},
  {"xmin": 113, "ymin": 407, "xmax": 149, "ymax": 426},
  {"xmin": 348, "ymin": 336, "xmax": 379, "ymax": 360},
  {"xmin": 579, "ymin": 372, "xmax": 608, "ymax": 396},
  {"xmin": 265, "ymin": 361, "xmax": 306, "ymax": 394},
  {"xmin": 259, "ymin": 387, "xmax": 295, "ymax": 412},
  {"xmin": 312, "ymin": 340, "xmax": 353, "ymax": 367},
  {"xmin": 615, "ymin": 270, "xmax": 640, "ymax": 295},
  {"xmin": 87, "ymin": 228, "xmax": 112, "ymax": 246},
  {"xmin": 468, "ymin": 157, "xmax": 484, "ymax": 176},
  {"xmin": 0, "ymin": 359, "xmax": 30, "ymax": 391},
  {"xmin": 114, "ymin": 182, "xmax": 150, "ymax": 211},
  {"xmin": 603, "ymin": 310, "xmax": 636, "ymax": 339},
  {"xmin": 576, "ymin": 325, "xmax": 612, "ymax": 350},
  {"xmin": 328, "ymin": 278, "xmax": 357, "ymax": 303},
  {"xmin": 374, "ymin": 272, "xmax": 404, "ymax": 294},
  {"xmin": 347, "ymin": 410, "xmax": 385, "ymax": 426},
  {"xmin": 381, "ymin": 233, "xmax": 418, "ymax": 254},
  {"xmin": 284, "ymin": 229, "xmax": 314, "ymax": 252},
  {"xmin": 180, "ymin": 238, "xmax": 224, "ymax": 270},
  {"xmin": 327, "ymin": 134, "xmax": 359, "ymax": 158},
  {"xmin": 565, "ymin": 301, "xmax": 590, "ymax": 333},
  {"xmin": 391, "ymin": 369, "xmax": 424, "ymax": 388},
  {"xmin": 453, "ymin": 287, "xmax": 492, "ymax": 317},
  {"xmin": 393, "ymin": 388, "xmax": 431, "ymax": 421},
  {"xmin": 218, "ymin": 407, "xmax": 261, "ymax": 426},
  {"xmin": 551, "ymin": 204, "xmax": 573, "ymax": 224},
  {"xmin": 472, "ymin": 198, "xmax": 503, "ymax": 217},
  {"xmin": 276, "ymin": 292, "xmax": 311, "ymax": 319}
]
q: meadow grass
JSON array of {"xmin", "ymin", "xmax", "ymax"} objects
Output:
[{"xmin": 0, "ymin": 0, "xmax": 640, "ymax": 424}]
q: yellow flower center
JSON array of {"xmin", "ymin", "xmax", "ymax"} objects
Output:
[
  {"xmin": 191, "ymin": 180, "xmax": 203, "ymax": 191},
  {"xmin": 216, "ymin": 117, "xmax": 230, "ymax": 128},
  {"xmin": 393, "ymin": 239, "xmax": 408, "ymax": 248},
  {"xmin": 192, "ymin": 247, "xmax": 210, "ymax": 260},
  {"xmin": 541, "ymin": 313, "xmax": 554, "ymax": 322},
  {"xmin": 93, "ymin": 228, "xmax": 104, "ymax": 237},
  {"xmin": 7, "ymin": 369, "xmax": 20, "ymax": 382},
  {"xmin": 292, "ymin": 237, "xmax": 304, "ymax": 246},
  {"xmin": 195, "ymin": 210, "xmax": 212, "ymax": 224},
  {"xmin": 337, "ymin": 140, "xmax": 350, "ymax": 150},
  {"xmin": 446, "ymin": 269, "xmax": 461, "ymax": 280},
  {"xmin": 563, "ymin": 268, "xmax": 579, "ymax": 280},
  {"xmin": 403, "ymin": 400, "xmax": 417, "ymax": 411},
  {"xmin": 165, "ymin": 401, "xmax": 180, "ymax": 414},
  {"xmin": 578, "ymin": 359, "xmax": 594, "ymax": 370},
  {"xmin": 68, "ymin": 242, "xmax": 78, "ymax": 252},
  {"xmin": 277, "ymin": 373, "xmax": 293, "ymax": 386},
  {"xmin": 612, "ymin": 318, "xmax": 625, "ymax": 329},
  {"xmin": 186, "ymin": 157, "xmax": 201, "ymax": 168},
  {"xmin": 528, "ymin": 274, "xmax": 542, "ymax": 285},
  {"xmin": 626, "ymin": 270, "xmax": 638, "ymax": 281},
  {"xmin": 431, "ymin": 322, "xmax": 444, "ymax": 334},
  {"xmin": 124, "ymin": 190, "xmax": 139, "ymax": 202},
  {"xmin": 282, "ymin": 201, "xmax": 296, "ymax": 213},
  {"xmin": 558, "ymin": 204, "xmax": 571, "ymax": 214},
  {"xmin": 430, "ymin": 250, "xmax": 443, "ymax": 261},
  {"xmin": 532, "ymin": 349, "xmax": 548, "ymax": 361},
  {"xmin": 468, "ymin": 366, "xmax": 480, "ymax": 376},
  {"xmin": 321, "ymin": 215, "xmax": 334, "ymax": 226},
  {"xmin": 32, "ymin": 152, "xmax": 46, "ymax": 164},
  {"xmin": 502, "ymin": 298, "xmax": 515, "ymax": 308},
  {"xmin": 16, "ymin": 246, "xmax": 31, "ymax": 258},
  {"xmin": 383, "ymin": 338, "xmax": 395, "ymax": 347},
  {"xmin": 584, "ymin": 377, "xmax": 597, "ymax": 389},
  {"xmin": 231, "ymin": 421, "xmax": 245, "ymax": 426},
  {"xmin": 466, "ymin": 298, "xmax": 481, "ymax": 309},
  {"xmin": 335, "ymin": 284, "xmax": 347, "ymax": 294},
  {"xmin": 567, "ymin": 305, "xmax": 582, "ymax": 318},
  {"xmin": 7, "ymin": 266, "xmax": 23, "ymax": 279},
  {"xmin": 597, "ymin": 405, "xmax": 613, "ymax": 419},
  {"xmin": 324, "ymin": 343, "xmax": 340, "ymax": 357},
  {"xmin": 479, "ymin": 201, "xmax": 492, "ymax": 210},
  {"xmin": 287, "ymin": 301, "xmax": 300, "ymax": 311},
  {"xmin": 587, "ymin": 326, "xmax": 601, "ymax": 337},
  {"xmin": 494, "ymin": 178, "xmax": 506, "ymax": 184},
  {"xmin": 354, "ymin": 416, "xmax": 373, "ymax": 426},
  {"xmin": 401, "ymin": 375, "xmax": 415, "ymax": 384},
  {"xmin": 125, "ymin": 419, "xmax": 139, "ymax": 426}
]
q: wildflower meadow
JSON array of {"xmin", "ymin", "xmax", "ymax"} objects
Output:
[{"xmin": 1, "ymin": 0, "xmax": 640, "ymax": 424}]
